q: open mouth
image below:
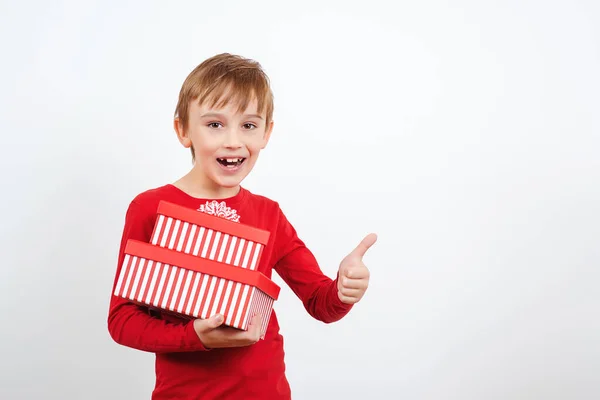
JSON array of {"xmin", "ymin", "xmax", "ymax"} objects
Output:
[{"xmin": 217, "ymin": 157, "xmax": 246, "ymax": 168}]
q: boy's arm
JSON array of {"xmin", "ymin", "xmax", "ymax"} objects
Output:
[
  {"xmin": 272, "ymin": 207, "xmax": 354, "ymax": 323},
  {"xmin": 107, "ymin": 200, "xmax": 209, "ymax": 353}
]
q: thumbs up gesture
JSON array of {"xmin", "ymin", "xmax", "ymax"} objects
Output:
[{"xmin": 337, "ymin": 233, "xmax": 377, "ymax": 304}]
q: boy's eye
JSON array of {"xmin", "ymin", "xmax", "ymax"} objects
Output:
[
  {"xmin": 243, "ymin": 123, "xmax": 257, "ymax": 129},
  {"xmin": 208, "ymin": 122, "xmax": 222, "ymax": 129}
]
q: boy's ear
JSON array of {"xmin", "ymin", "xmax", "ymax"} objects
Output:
[
  {"xmin": 261, "ymin": 121, "xmax": 274, "ymax": 149},
  {"xmin": 174, "ymin": 117, "xmax": 192, "ymax": 148}
]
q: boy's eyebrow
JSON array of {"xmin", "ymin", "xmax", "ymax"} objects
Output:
[{"xmin": 200, "ymin": 112, "xmax": 263, "ymax": 120}]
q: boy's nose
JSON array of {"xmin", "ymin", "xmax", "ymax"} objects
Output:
[{"xmin": 224, "ymin": 130, "xmax": 243, "ymax": 148}]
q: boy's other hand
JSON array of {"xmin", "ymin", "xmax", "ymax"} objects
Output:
[
  {"xmin": 337, "ymin": 233, "xmax": 377, "ymax": 304},
  {"xmin": 193, "ymin": 314, "xmax": 262, "ymax": 349}
]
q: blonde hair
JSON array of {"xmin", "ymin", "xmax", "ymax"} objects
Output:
[{"xmin": 174, "ymin": 53, "xmax": 274, "ymax": 160}]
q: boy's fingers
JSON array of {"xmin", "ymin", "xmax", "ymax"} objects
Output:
[
  {"xmin": 197, "ymin": 314, "xmax": 262, "ymax": 345},
  {"xmin": 340, "ymin": 278, "xmax": 368, "ymax": 290},
  {"xmin": 343, "ymin": 267, "xmax": 370, "ymax": 280},
  {"xmin": 247, "ymin": 314, "xmax": 262, "ymax": 342},
  {"xmin": 338, "ymin": 293, "xmax": 359, "ymax": 304},
  {"xmin": 250, "ymin": 314, "xmax": 262, "ymax": 330},
  {"xmin": 338, "ymin": 287, "xmax": 363, "ymax": 297}
]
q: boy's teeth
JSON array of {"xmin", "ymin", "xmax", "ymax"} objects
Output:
[{"xmin": 217, "ymin": 157, "xmax": 244, "ymax": 167}]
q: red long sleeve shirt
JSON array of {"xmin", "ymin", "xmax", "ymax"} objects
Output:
[{"xmin": 107, "ymin": 184, "xmax": 353, "ymax": 399}]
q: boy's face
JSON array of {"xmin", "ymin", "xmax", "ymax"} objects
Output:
[{"xmin": 175, "ymin": 95, "xmax": 273, "ymax": 193}]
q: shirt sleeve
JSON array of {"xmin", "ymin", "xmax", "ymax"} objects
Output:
[
  {"xmin": 107, "ymin": 199, "xmax": 210, "ymax": 353},
  {"xmin": 272, "ymin": 206, "xmax": 353, "ymax": 323}
]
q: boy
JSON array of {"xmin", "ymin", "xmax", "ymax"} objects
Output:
[{"xmin": 107, "ymin": 53, "xmax": 377, "ymax": 399}]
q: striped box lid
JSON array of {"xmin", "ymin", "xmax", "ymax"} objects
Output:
[{"xmin": 150, "ymin": 201, "xmax": 270, "ymax": 271}]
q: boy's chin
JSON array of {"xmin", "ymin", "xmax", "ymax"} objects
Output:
[{"xmin": 211, "ymin": 175, "xmax": 246, "ymax": 189}]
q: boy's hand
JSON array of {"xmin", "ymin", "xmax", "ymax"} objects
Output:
[
  {"xmin": 337, "ymin": 233, "xmax": 377, "ymax": 304},
  {"xmin": 193, "ymin": 314, "xmax": 262, "ymax": 349}
]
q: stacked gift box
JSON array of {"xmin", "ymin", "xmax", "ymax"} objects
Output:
[{"xmin": 114, "ymin": 200, "xmax": 280, "ymax": 339}]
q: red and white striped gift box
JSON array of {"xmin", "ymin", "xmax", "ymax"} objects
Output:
[
  {"xmin": 150, "ymin": 201, "xmax": 270, "ymax": 271},
  {"xmin": 114, "ymin": 239, "xmax": 280, "ymax": 339}
]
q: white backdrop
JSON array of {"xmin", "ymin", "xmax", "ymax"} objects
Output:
[{"xmin": 1, "ymin": 1, "xmax": 599, "ymax": 399}]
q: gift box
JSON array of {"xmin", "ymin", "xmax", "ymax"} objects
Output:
[
  {"xmin": 150, "ymin": 201, "xmax": 270, "ymax": 271},
  {"xmin": 114, "ymin": 239, "xmax": 280, "ymax": 338}
]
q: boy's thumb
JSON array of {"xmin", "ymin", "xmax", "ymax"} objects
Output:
[{"xmin": 206, "ymin": 314, "xmax": 224, "ymax": 329}]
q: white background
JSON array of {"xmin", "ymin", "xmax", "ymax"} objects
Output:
[{"xmin": 1, "ymin": 0, "xmax": 599, "ymax": 399}]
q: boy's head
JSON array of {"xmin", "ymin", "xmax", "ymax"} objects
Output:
[{"xmin": 173, "ymin": 53, "xmax": 274, "ymax": 191}]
